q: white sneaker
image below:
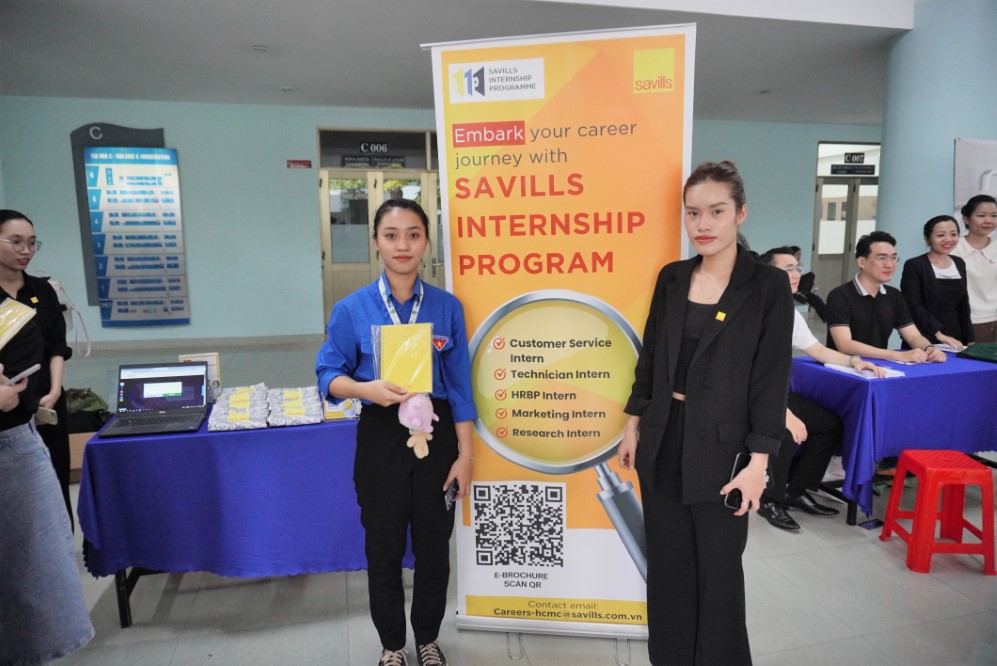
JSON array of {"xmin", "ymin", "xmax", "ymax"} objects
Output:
[
  {"xmin": 378, "ymin": 648, "xmax": 409, "ymax": 666},
  {"xmin": 415, "ymin": 640, "xmax": 447, "ymax": 666}
]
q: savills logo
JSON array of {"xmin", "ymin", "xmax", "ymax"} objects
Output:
[{"xmin": 633, "ymin": 48, "xmax": 675, "ymax": 94}]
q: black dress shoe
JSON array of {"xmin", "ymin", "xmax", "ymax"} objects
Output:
[
  {"xmin": 784, "ymin": 491, "xmax": 840, "ymax": 516},
  {"xmin": 757, "ymin": 502, "xmax": 800, "ymax": 531}
]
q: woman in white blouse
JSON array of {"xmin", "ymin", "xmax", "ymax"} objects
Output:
[{"xmin": 951, "ymin": 195, "xmax": 997, "ymax": 343}]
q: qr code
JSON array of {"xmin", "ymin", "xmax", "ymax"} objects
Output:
[{"xmin": 473, "ymin": 482, "xmax": 565, "ymax": 567}]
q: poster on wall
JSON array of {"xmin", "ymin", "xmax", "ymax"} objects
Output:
[
  {"xmin": 83, "ymin": 146, "xmax": 191, "ymax": 326},
  {"xmin": 954, "ymin": 137, "xmax": 997, "ymax": 210},
  {"xmin": 429, "ymin": 24, "xmax": 695, "ymax": 638}
]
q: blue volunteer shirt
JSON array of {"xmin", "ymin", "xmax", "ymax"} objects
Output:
[{"xmin": 316, "ymin": 274, "xmax": 478, "ymax": 423}]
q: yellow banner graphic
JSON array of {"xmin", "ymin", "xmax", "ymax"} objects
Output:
[
  {"xmin": 430, "ymin": 23, "xmax": 695, "ymax": 638},
  {"xmin": 466, "ymin": 596, "xmax": 647, "ymax": 626}
]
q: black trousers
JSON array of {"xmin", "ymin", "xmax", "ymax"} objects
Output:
[
  {"xmin": 641, "ymin": 403, "xmax": 752, "ymax": 665},
  {"xmin": 354, "ymin": 400, "xmax": 457, "ymax": 651},
  {"xmin": 765, "ymin": 392, "xmax": 842, "ymax": 503},
  {"xmin": 38, "ymin": 390, "xmax": 73, "ymax": 532}
]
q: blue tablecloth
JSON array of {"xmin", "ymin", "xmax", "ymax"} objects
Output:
[
  {"xmin": 791, "ymin": 355, "xmax": 997, "ymax": 515},
  {"xmin": 78, "ymin": 417, "xmax": 382, "ymax": 578}
]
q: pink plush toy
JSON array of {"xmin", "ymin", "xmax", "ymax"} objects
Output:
[{"xmin": 398, "ymin": 393, "xmax": 439, "ymax": 458}]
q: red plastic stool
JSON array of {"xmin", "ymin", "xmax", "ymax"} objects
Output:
[{"xmin": 880, "ymin": 450, "xmax": 995, "ymax": 575}]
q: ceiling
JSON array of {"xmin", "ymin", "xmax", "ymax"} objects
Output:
[{"xmin": 0, "ymin": 0, "xmax": 906, "ymax": 125}]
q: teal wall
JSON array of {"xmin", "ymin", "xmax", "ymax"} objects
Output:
[
  {"xmin": 0, "ymin": 95, "xmax": 435, "ymax": 342},
  {"xmin": 0, "ymin": 95, "xmax": 879, "ymax": 342},
  {"xmin": 691, "ymin": 119, "xmax": 881, "ymax": 260},
  {"xmin": 878, "ymin": 0, "xmax": 997, "ymax": 264}
]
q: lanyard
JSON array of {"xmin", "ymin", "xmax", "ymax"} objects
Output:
[{"xmin": 378, "ymin": 275, "xmax": 423, "ymax": 325}]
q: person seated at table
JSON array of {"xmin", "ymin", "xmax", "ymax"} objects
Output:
[
  {"xmin": 789, "ymin": 246, "xmax": 828, "ymax": 322},
  {"xmin": 755, "ymin": 247, "xmax": 886, "ymax": 531},
  {"xmin": 825, "ymin": 231, "xmax": 947, "ymax": 364},
  {"xmin": 900, "ymin": 215, "xmax": 973, "ymax": 351}
]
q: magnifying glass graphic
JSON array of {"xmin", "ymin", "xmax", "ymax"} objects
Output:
[{"xmin": 468, "ymin": 289, "xmax": 647, "ymax": 581}]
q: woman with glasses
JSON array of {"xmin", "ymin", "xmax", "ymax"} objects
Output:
[
  {"xmin": 0, "ymin": 209, "xmax": 93, "ymax": 663},
  {"xmin": 754, "ymin": 247, "xmax": 886, "ymax": 532},
  {"xmin": 900, "ymin": 215, "xmax": 973, "ymax": 351},
  {"xmin": 950, "ymin": 195, "xmax": 997, "ymax": 343},
  {"xmin": 0, "ymin": 209, "xmax": 75, "ymax": 528},
  {"xmin": 788, "ymin": 245, "xmax": 828, "ymax": 321}
]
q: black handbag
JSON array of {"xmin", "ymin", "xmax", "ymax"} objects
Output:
[{"xmin": 65, "ymin": 387, "xmax": 113, "ymax": 433}]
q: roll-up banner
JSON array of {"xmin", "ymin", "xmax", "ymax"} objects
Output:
[{"xmin": 428, "ymin": 24, "xmax": 695, "ymax": 638}]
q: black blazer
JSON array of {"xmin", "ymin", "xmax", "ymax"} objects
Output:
[
  {"xmin": 625, "ymin": 246, "xmax": 794, "ymax": 503},
  {"xmin": 900, "ymin": 254, "xmax": 973, "ymax": 345}
]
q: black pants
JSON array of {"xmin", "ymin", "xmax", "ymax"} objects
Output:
[
  {"xmin": 354, "ymin": 400, "xmax": 457, "ymax": 651},
  {"xmin": 641, "ymin": 403, "xmax": 752, "ymax": 665},
  {"xmin": 765, "ymin": 392, "xmax": 842, "ymax": 503},
  {"xmin": 38, "ymin": 390, "xmax": 73, "ymax": 532}
]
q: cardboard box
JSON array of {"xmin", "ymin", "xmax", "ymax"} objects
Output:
[{"xmin": 70, "ymin": 432, "xmax": 96, "ymax": 483}]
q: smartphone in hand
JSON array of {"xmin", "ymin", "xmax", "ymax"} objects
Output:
[
  {"xmin": 724, "ymin": 452, "xmax": 751, "ymax": 510},
  {"xmin": 35, "ymin": 407, "xmax": 58, "ymax": 426},
  {"xmin": 3, "ymin": 363, "xmax": 41, "ymax": 386},
  {"xmin": 444, "ymin": 479, "xmax": 459, "ymax": 511}
]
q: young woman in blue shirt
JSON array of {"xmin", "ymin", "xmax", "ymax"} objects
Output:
[{"xmin": 316, "ymin": 199, "xmax": 476, "ymax": 666}]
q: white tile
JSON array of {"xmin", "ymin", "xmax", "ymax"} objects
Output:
[
  {"xmin": 745, "ymin": 508, "xmax": 866, "ymax": 560},
  {"xmin": 83, "ymin": 572, "xmax": 210, "ymax": 647},
  {"xmin": 864, "ymin": 611, "xmax": 996, "ymax": 666},
  {"xmin": 769, "ymin": 541, "xmax": 985, "ymax": 633},
  {"xmin": 518, "ymin": 631, "xmax": 650, "ymax": 666},
  {"xmin": 268, "ymin": 570, "xmax": 349, "ymax": 627},
  {"xmin": 753, "ymin": 635, "xmax": 897, "ymax": 666},
  {"xmin": 57, "ymin": 637, "xmax": 179, "ymax": 665},
  {"xmin": 745, "ymin": 559, "xmax": 857, "ymax": 654},
  {"xmin": 170, "ymin": 618, "xmax": 349, "ymax": 665},
  {"xmin": 183, "ymin": 576, "xmax": 280, "ymax": 632}
]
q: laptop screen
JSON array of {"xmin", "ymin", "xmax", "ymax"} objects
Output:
[{"xmin": 116, "ymin": 362, "xmax": 208, "ymax": 413}]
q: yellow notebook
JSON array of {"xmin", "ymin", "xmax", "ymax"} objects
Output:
[
  {"xmin": 379, "ymin": 323, "xmax": 433, "ymax": 393},
  {"xmin": 0, "ymin": 298, "xmax": 37, "ymax": 351}
]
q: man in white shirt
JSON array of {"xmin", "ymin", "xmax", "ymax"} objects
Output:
[{"xmin": 757, "ymin": 247, "xmax": 886, "ymax": 531}]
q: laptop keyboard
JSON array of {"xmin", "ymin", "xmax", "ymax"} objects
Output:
[{"xmin": 118, "ymin": 414, "xmax": 198, "ymax": 427}]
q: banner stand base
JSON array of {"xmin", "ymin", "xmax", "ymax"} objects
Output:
[
  {"xmin": 507, "ymin": 633, "xmax": 525, "ymax": 661},
  {"xmin": 615, "ymin": 638, "xmax": 631, "ymax": 666}
]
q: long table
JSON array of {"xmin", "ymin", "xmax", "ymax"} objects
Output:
[
  {"xmin": 790, "ymin": 355, "xmax": 997, "ymax": 518},
  {"xmin": 77, "ymin": 416, "xmax": 410, "ymax": 626}
]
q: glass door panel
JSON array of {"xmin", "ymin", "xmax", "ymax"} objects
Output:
[
  {"xmin": 855, "ymin": 183, "xmax": 878, "ymax": 247},
  {"xmin": 329, "ymin": 177, "xmax": 371, "ymax": 263},
  {"xmin": 813, "ymin": 180, "xmax": 849, "ymax": 295},
  {"xmin": 811, "ymin": 177, "xmax": 879, "ymax": 293}
]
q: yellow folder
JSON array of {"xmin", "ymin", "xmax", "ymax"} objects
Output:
[{"xmin": 379, "ymin": 323, "xmax": 433, "ymax": 393}]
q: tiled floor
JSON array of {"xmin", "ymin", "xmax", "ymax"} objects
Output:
[{"xmin": 59, "ymin": 328, "xmax": 996, "ymax": 665}]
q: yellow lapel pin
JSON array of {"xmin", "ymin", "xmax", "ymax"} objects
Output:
[
  {"xmin": 30, "ymin": 297, "xmax": 39, "ymax": 304},
  {"xmin": 715, "ymin": 311, "xmax": 726, "ymax": 322}
]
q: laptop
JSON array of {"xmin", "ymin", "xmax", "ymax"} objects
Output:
[{"xmin": 99, "ymin": 361, "xmax": 209, "ymax": 437}]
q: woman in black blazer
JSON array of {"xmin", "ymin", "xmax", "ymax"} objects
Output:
[
  {"xmin": 618, "ymin": 161, "xmax": 794, "ymax": 665},
  {"xmin": 900, "ymin": 215, "xmax": 973, "ymax": 350}
]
